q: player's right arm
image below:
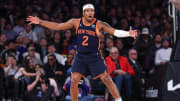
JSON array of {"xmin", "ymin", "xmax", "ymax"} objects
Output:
[{"xmin": 26, "ymin": 16, "xmax": 76, "ymax": 31}]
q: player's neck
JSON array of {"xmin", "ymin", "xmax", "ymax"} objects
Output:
[{"xmin": 82, "ymin": 17, "xmax": 95, "ymax": 26}]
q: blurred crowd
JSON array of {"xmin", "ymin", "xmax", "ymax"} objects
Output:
[{"xmin": 0, "ymin": 0, "xmax": 172, "ymax": 101}]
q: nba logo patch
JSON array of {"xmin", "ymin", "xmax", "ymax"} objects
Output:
[{"xmin": 91, "ymin": 24, "xmax": 95, "ymax": 28}]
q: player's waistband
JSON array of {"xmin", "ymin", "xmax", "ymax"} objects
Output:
[{"xmin": 77, "ymin": 51, "xmax": 100, "ymax": 55}]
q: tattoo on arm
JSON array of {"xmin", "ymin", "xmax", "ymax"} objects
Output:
[{"xmin": 100, "ymin": 21, "xmax": 112, "ymax": 27}]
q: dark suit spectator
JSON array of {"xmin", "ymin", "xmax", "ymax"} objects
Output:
[
  {"xmin": 105, "ymin": 47, "xmax": 135, "ymax": 101},
  {"xmin": 145, "ymin": 34, "xmax": 162, "ymax": 70},
  {"xmin": 128, "ymin": 48, "xmax": 145, "ymax": 101},
  {"xmin": 44, "ymin": 54, "xmax": 66, "ymax": 87}
]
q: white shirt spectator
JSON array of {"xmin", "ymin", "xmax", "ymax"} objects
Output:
[
  {"xmin": 19, "ymin": 30, "xmax": 38, "ymax": 43},
  {"xmin": 4, "ymin": 65, "xmax": 17, "ymax": 76},
  {"xmin": 155, "ymin": 48, "xmax": 172, "ymax": 65},
  {"xmin": 44, "ymin": 53, "xmax": 67, "ymax": 66},
  {"xmin": 13, "ymin": 25, "xmax": 25, "ymax": 34}
]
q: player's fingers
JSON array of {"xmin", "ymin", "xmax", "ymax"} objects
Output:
[
  {"xmin": 28, "ymin": 16, "xmax": 33, "ymax": 18},
  {"xmin": 28, "ymin": 22, "xmax": 33, "ymax": 25},
  {"xmin": 130, "ymin": 26, "xmax": 132, "ymax": 31}
]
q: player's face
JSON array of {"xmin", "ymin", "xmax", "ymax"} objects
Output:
[{"xmin": 83, "ymin": 8, "xmax": 95, "ymax": 22}]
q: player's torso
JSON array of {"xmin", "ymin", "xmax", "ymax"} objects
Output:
[{"xmin": 76, "ymin": 18, "xmax": 100, "ymax": 54}]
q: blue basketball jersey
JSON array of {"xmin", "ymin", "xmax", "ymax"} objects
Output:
[{"xmin": 76, "ymin": 18, "xmax": 100, "ymax": 53}]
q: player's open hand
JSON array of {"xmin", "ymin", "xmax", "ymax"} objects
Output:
[
  {"xmin": 26, "ymin": 16, "xmax": 40, "ymax": 25},
  {"xmin": 129, "ymin": 26, "xmax": 138, "ymax": 39}
]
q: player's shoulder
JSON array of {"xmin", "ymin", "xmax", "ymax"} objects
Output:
[
  {"xmin": 68, "ymin": 18, "xmax": 81, "ymax": 25},
  {"xmin": 70, "ymin": 18, "xmax": 81, "ymax": 22},
  {"xmin": 97, "ymin": 20, "xmax": 110, "ymax": 28}
]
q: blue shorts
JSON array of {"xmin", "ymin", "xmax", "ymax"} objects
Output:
[{"xmin": 72, "ymin": 52, "xmax": 108, "ymax": 79}]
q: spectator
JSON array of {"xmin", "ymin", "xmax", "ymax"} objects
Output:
[
  {"xmin": 44, "ymin": 44, "xmax": 67, "ymax": 66},
  {"xmin": 0, "ymin": 34, "xmax": 7, "ymax": 53},
  {"xmin": 104, "ymin": 38, "xmax": 114, "ymax": 57},
  {"xmin": 135, "ymin": 27, "xmax": 152, "ymax": 67},
  {"xmin": 146, "ymin": 34, "xmax": 162, "ymax": 69},
  {"xmin": 44, "ymin": 54, "xmax": 66, "ymax": 87},
  {"xmin": 25, "ymin": 72, "xmax": 43, "ymax": 101},
  {"xmin": 14, "ymin": 56, "xmax": 37, "ymax": 80},
  {"xmin": 61, "ymin": 39, "xmax": 69, "ymax": 55},
  {"xmin": 67, "ymin": 45, "xmax": 77, "ymax": 57},
  {"xmin": 0, "ymin": 66, "xmax": 4, "ymax": 101},
  {"xmin": 64, "ymin": 54, "xmax": 75, "ymax": 71},
  {"xmin": 115, "ymin": 39, "xmax": 127, "ymax": 56},
  {"xmin": 19, "ymin": 24, "xmax": 38, "ymax": 43},
  {"xmin": 105, "ymin": 47, "xmax": 135, "ymax": 101},
  {"xmin": 16, "ymin": 36, "xmax": 27, "ymax": 54},
  {"xmin": 52, "ymin": 31, "xmax": 62, "ymax": 54},
  {"xmin": 64, "ymin": 76, "xmax": 94, "ymax": 101},
  {"xmin": 40, "ymin": 75, "xmax": 60, "ymax": 101},
  {"xmin": 39, "ymin": 38, "xmax": 48, "ymax": 61},
  {"xmin": 23, "ymin": 46, "xmax": 42, "ymax": 65},
  {"xmin": 3, "ymin": 55, "xmax": 18, "ymax": 100},
  {"xmin": 1, "ymin": 41, "xmax": 19, "ymax": 63},
  {"xmin": 2, "ymin": 22, "xmax": 18, "ymax": 41},
  {"xmin": 128, "ymin": 48, "xmax": 145, "ymax": 101},
  {"xmin": 33, "ymin": 25, "xmax": 45, "ymax": 43},
  {"xmin": 13, "ymin": 16, "xmax": 25, "ymax": 34},
  {"xmin": 155, "ymin": 38, "xmax": 172, "ymax": 66}
]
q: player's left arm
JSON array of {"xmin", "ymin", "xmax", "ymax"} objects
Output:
[{"xmin": 98, "ymin": 21, "xmax": 137, "ymax": 38}]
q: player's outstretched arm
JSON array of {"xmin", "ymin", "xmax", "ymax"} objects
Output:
[
  {"xmin": 99, "ymin": 21, "xmax": 138, "ymax": 39},
  {"xmin": 26, "ymin": 16, "xmax": 75, "ymax": 31}
]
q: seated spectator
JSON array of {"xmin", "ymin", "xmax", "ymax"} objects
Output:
[
  {"xmin": 23, "ymin": 46, "xmax": 42, "ymax": 65},
  {"xmin": 64, "ymin": 54, "xmax": 75, "ymax": 71},
  {"xmin": 135, "ymin": 27, "xmax": 152, "ymax": 66},
  {"xmin": 1, "ymin": 41, "xmax": 19, "ymax": 63},
  {"xmin": 145, "ymin": 34, "xmax": 162, "ymax": 70},
  {"xmin": 13, "ymin": 16, "xmax": 25, "ymax": 34},
  {"xmin": 0, "ymin": 65, "xmax": 4, "ymax": 101},
  {"xmin": 25, "ymin": 72, "xmax": 43, "ymax": 101},
  {"xmin": 3, "ymin": 55, "xmax": 18, "ymax": 100},
  {"xmin": 19, "ymin": 24, "xmax": 38, "ymax": 43},
  {"xmin": 14, "ymin": 56, "xmax": 37, "ymax": 80},
  {"xmin": 40, "ymin": 75, "xmax": 60, "ymax": 101},
  {"xmin": 105, "ymin": 47, "xmax": 135, "ymax": 101},
  {"xmin": 2, "ymin": 22, "xmax": 18, "ymax": 41},
  {"xmin": 51, "ymin": 31, "xmax": 62, "ymax": 54},
  {"xmin": 0, "ymin": 34, "xmax": 7, "ymax": 53},
  {"xmin": 67, "ymin": 45, "xmax": 77, "ymax": 57},
  {"xmin": 44, "ymin": 44, "xmax": 67, "ymax": 66},
  {"xmin": 115, "ymin": 39, "xmax": 127, "ymax": 56},
  {"xmin": 64, "ymin": 76, "xmax": 94, "ymax": 101},
  {"xmin": 104, "ymin": 38, "xmax": 114, "ymax": 57},
  {"xmin": 16, "ymin": 35, "xmax": 27, "ymax": 54},
  {"xmin": 44, "ymin": 54, "xmax": 66, "ymax": 87},
  {"xmin": 39, "ymin": 38, "xmax": 48, "ymax": 61},
  {"xmin": 128, "ymin": 48, "xmax": 145, "ymax": 101},
  {"xmin": 25, "ymin": 73, "xmax": 59, "ymax": 101},
  {"xmin": 35, "ymin": 64, "xmax": 45, "ymax": 75},
  {"xmin": 4, "ymin": 55, "xmax": 18, "ymax": 77},
  {"xmin": 0, "ymin": 56, "xmax": 5, "ymax": 68},
  {"xmin": 155, "ymin": 38, "xmax": 172, "ymax": 66}
]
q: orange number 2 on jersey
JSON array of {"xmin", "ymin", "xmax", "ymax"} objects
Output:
[{"xmin": 82, "ymin": 36, "xmax": 88, "ymax": 46}]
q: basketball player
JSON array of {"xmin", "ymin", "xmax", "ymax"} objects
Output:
[{"xmin": 27, "ymin": 4, "xmax": 137, "ymax": 101}]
